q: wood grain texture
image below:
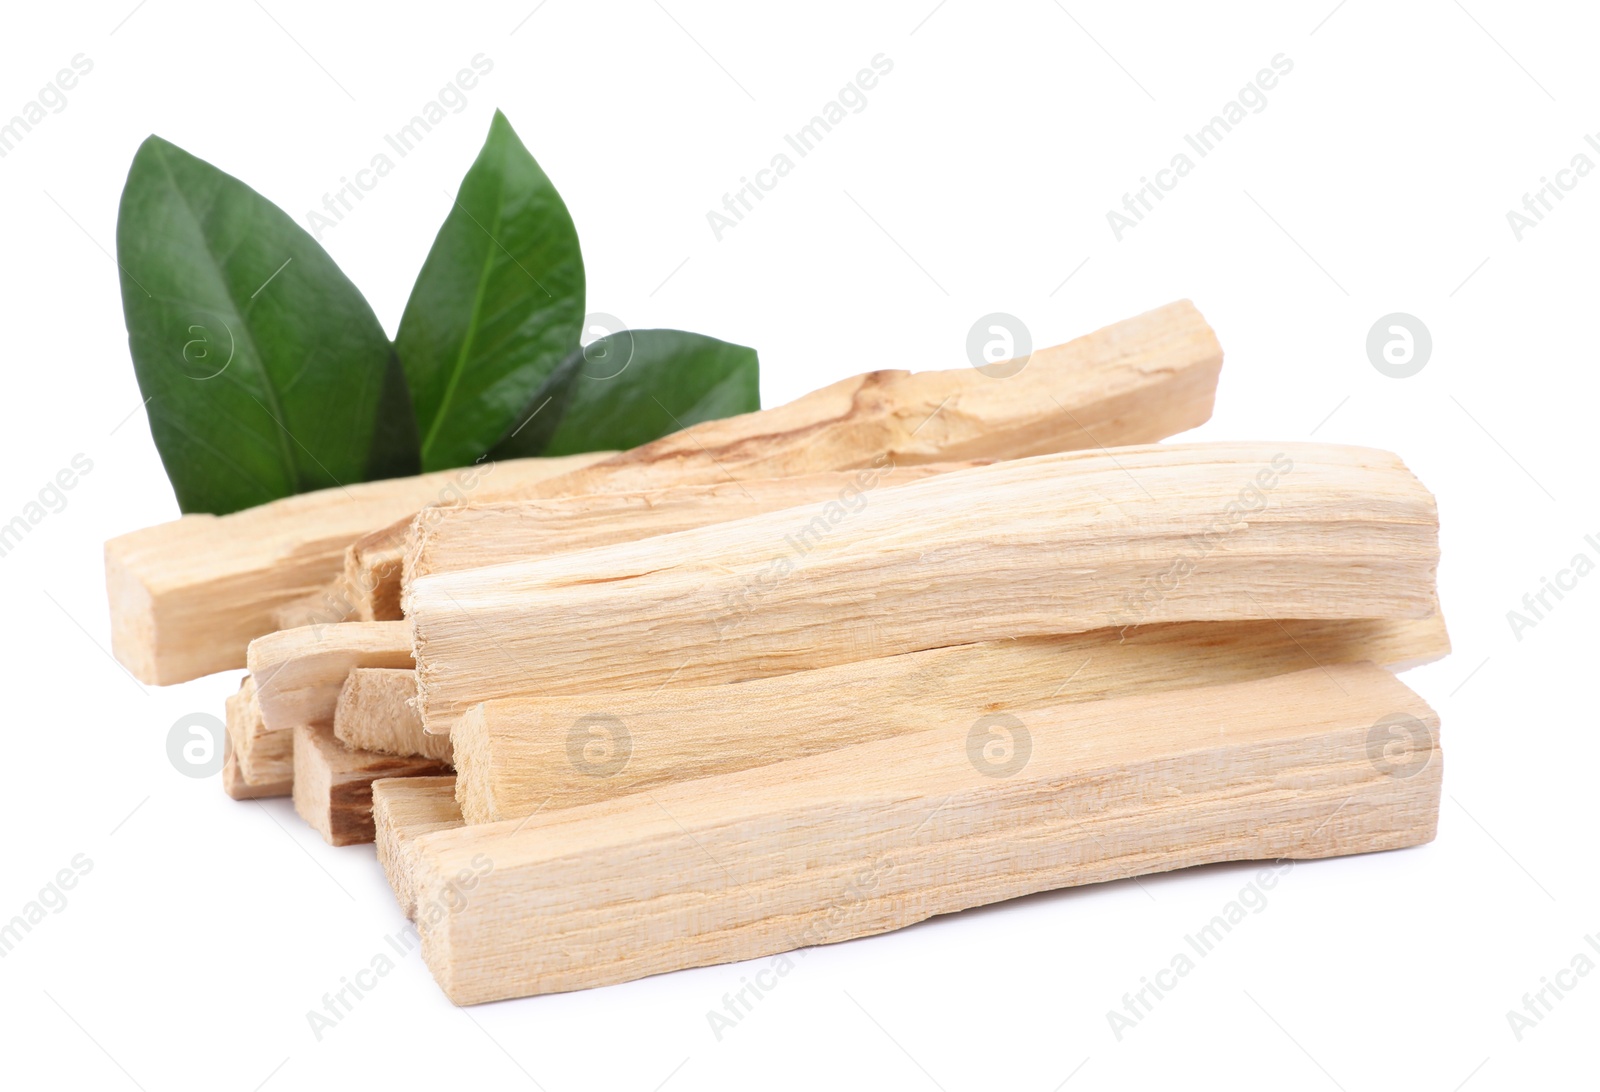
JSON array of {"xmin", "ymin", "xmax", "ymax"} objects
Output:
[
  {"xmin": 332, "ymin": 527, "xmax": 424, "ymax": 624},
  {"xmin": 394, "ymin": 464, "xmax": 982, "ymax": 615},
  {"xmin": 271, "ymin": 588, "xmax": 340, "ymax": 631},
  {"xmin": 335, "ymin": 668, "xmax": 449, "ymax": 763},
  {"xmin": 222, "ymin": 675, "xmax": 292, "ymax": 793},
  {"xmin": 372, "ymin": 776, "xmax": 462, "ymax": 918},
  {"xmin": 249, "ymin": 622, "xmax": 412, "ymax": 733},
  {"xmin": 412, "ymin": 664, "xmax": 1442, "ymax": 1004},
  {"xmin": 222, "ymin": 749, "xmax": 289, "ymax": 800},
  {"xmin": 412, "ymin": 443, "xmax": 1440, "ymax": 735},
  {"xmin": 345, "ymin": 299, "xmax": 1223, "ymax": 621},
  {"xmin": 453, "ymin": 615, "xmax": 1449, "ymax": 822},
  {"xmin": 535, "ymin": 299, "xmax": 1222, "ymax": 494},
  {"xmin": 104, "ymin": 452, "xmax": 609, "ymax": 684},
  {"xmin": 222, "ymin": 682, "xmax": 292, "ymax": 799},
  {"xmin": 292, "ymin": 723, "xmax": 451, "ymax": 846},
  {"xmin": 346, "ymin": 468, "xmax": 973, "ymax": 625},
  {"xmin": 344, "ymin": 528, "xmax": 407, "ymax": 622}
]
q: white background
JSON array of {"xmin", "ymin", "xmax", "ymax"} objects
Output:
[{"xmin": 0, "ymin": 1, "xmax": 1594, "ymax": 1089}]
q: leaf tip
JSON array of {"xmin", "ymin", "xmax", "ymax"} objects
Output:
[{"xmin": 133, "ymin": 132, "xmax": 177, "ymax": 160}]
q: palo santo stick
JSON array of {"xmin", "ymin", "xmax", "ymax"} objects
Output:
[
  {"xmin": 344, "ymin": 530, "xmax": 407, "ymax": 622},
  {"xmin": 222, "ymin": 681, "xmax": 292, "ymax": 799},
  {"xmin": 223, "ymin": 749, "xmax": 289, "ymax": 800},
  {"xmin": 249, "ymin": 622, "xmax": 412, "ymax": 733},
  {"xmin": 383, "ymin": 464, "xmax": 982, "ymax": 623},
  {"xmin": 453, "ymin": 615, "xmax": 1449, "ymax": 822},
  {"xmin": 221, "ymin": 676, "xmax": 259, "ymax": 770},
  {"xmin": 335, "ymin": 668, "xmax": 450, "ymax": 764},
  {"xmin": 355, "ymin": 467, "xmax": 978, "ymax": 624},
  {"xmin": 347, "ymin": 299, "xmax": 1224, "ymax": 621},
  {"xmin": 540, "ymin": 299, "xmax": 1223, "ymax": 493},
  {"xmin": 334, "ymin": 526, "xmax": 415, "ymax": 623},
  {"xmin": 105, "ymin": 452, "xmax": 611, "ymax": 684},
  {"xmin": 412, "ymin": 664, "xmax": 1442, "ymax": 1004},
  {"xmin": 273, "ymin": 584, "xmax": 355, "ymax": 631},
  {"xmin": 292, "ymin": 723, "xmax": 451, "ymax": 846},
  {"xmin": 412, "ymin": 442, "xmax": 1440, "ymax": 735},
  {"xmin": 223, "ymin": 675, "xmax": 292, "ymax": 793},
  {"xmin": 373, "ymin": 777, "xmax": 463, "ymax": 918}
]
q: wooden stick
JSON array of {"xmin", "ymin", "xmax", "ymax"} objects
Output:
[
  {"xmin": 223, "ymin": 749, "xmax": 289, "ymax": 800},
  {"xmin": 222, "ymin": 675, "xmax": 292, "ymax": 794},
  {"xmin": 249, "ymin": 622, "xmax": 412, "ymax": 733},
  {"xmin": 221, "ymin": 676, "xmax": 259, "ymax": 772},
  {"xmin": 401, "ymin": 464, "xmax": 980, "ymax": 598},
  {"xmin": 345, "ymin": 299, "xmax": 1223, "ymax": 621},
  {"xmin": 292, "ymin": 723, "xmax": 451, "ymax": 846},
  {"xmin": 412, "ymin": 443, "xmax": 1440, "ymax": 735},
  {"xmin": 335, "ymin": 668, "xmax": 450, "ymax": 763},
  {"xmin": 344, "ymin": 528, "xmax": 408, "ymax": 622},
  {"xmin": 104, "ymin": 452, "xmax": 610, "ymax": 684},
  {"xmin": 411, "ymin": 664, "xmax": 1442, "ymax": 1004},
  {"xmin": 539, "ymin": 299, "xmax": 1223, "ymax": 494},
  {"xmin": 330, "ymin": 533, "xmax": 417, "ymax": 624},
  {"xmin": 354, "ymin": 469, "xmax": 968, "ymax": 627},
  {"xmin": 453, "ymin": 615, "xmax": 1449, "ymax": 822},
  {"xmin": 272, "ymin": 586, "xmax": 346, "ymax": 631},
  {"xmin": 372, "ymin": 777, "xmax": 462, "ymax": 918}
]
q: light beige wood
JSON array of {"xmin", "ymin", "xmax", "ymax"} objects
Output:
[
  {"xmin": 221, "ymin": 675, "xmax": 257, "ymax": 771},
  {"xmin": 335, "ymin": 668, "xmax": 450, "ymax": 763},
  {"xmin": 222, "ymin": 675, "xmax": 293, "ymax": 793},
  {"xmin": 344, "ymin": 527, "xmax": 407, "ymax": 622},
  {"xmin": 333, "ymin": 528, "xmax": 421, "ymax": 624},
  {"xmin": 411, "ymin": 664, "xmax": 1442, "ymax": 1004},
  {"xmin": 372, "ymin": 776, "xmax": 463, "ymax": 918},
  {"xmin": 412, "ymin": 443, "xmax": 1440, "ymax": 735},
  {"xmin": 352, "ymin": 468, "xmax": 977, "ymax": 624},
  {"xmin": 222, "ymin": 749, "xmax": 289, "ymax": 800},
  {"xmin": 222, "ymin": 685, "xmax": 292, "ymax": 799},
  {"xmin": 344, "ymin": 299, "xmax": 1223, "ymax": 621},
  {"xmin": 104, "ymin": 452, "xmax": 611, "ymax": 684},
  {"xmin": 533, "ymin": 299, "xmax": 1223, "ymax": 495},
  {"xmin": 401, "ymin": 463, "xmax": 978, "ymax": 594},
  {"xmin": 453, "ymin": 615, "xmax": 1449, "ymax": 822},
  {"xmin": 236, "ymin": 730, "xmax": 293, "ymax": 792},
  {"xmin": 248, "ymin": 622, "xmax": 412, "ymax": 733},
  {"xmin": 292, "ymin": 723, "xmax": 451, "ymax": 846},
  {"xmin": 270, "ymin": 582, "xmax": 355, "ymax": 624}
]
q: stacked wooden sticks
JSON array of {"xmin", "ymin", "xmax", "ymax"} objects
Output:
[{"xmin": 104, "ymin": 301, "xmax": 1446, "ymax": 1005}]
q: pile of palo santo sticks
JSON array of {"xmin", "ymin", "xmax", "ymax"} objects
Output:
[{"xmin": 104, "ymin": 301, "xmax": 1446, "ymax": 1005}]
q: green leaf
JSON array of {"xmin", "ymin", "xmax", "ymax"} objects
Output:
[
  {"xmin": 365, "ymin": 352, "xmax": 426, "ymax": 483},
  {"xmin": 397, "ymin": 110, "xmax": 585, "ymax": 471},
  {"xmin": 116, "ymin": 135, "xmax": 418, "ymax": 515},
  {"xmin": 490, "ymin": 329, "xmax": 760, "ymax": 460}
]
